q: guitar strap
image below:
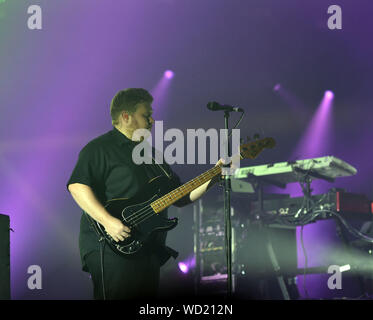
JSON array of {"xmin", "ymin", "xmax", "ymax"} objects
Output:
[
  {"xmin": 152, "ymin": 157, "xmax": 172, "ymax": 180},
  {"xmin": 150, "ymin": 146, "xmax": 173, "ymax": 180}
]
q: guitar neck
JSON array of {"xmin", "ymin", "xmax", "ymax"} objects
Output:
[
  {"xmin": 148, "ymin": 136, "xmax": 276, "ymax": 214},
  {"xmin": 150, "ymin": 165, "xmax": 222, "ymax": 213}
]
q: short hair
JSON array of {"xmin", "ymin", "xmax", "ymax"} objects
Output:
[{"xmin": 110, "ymin": 88, "xmax": 153, "ymax": 126}]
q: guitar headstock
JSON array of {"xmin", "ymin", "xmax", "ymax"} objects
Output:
[{"xmin": 239, "ymin": 136, "xmax": 276, "ymax": 159}]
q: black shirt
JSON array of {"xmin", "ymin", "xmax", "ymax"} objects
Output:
[{"xmin": 67, "ymin": 127, "xmax": 185, "ymax": 271}]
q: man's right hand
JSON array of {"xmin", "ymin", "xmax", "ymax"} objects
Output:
[{"xmin": 102, "ymin": 216, "xmax": 131, "ymax": 242}]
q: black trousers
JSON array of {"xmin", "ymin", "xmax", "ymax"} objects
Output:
[{"xmin": 84, "ymin": 244, "xmax": 161, "ymax": 300}]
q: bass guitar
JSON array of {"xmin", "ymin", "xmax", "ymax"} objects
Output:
[{"xmin": 92, "ymin": 137, "xmax": 275, "ymax": 255}]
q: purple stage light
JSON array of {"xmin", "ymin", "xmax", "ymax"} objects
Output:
[
  {"xmin": 273, "ymin": 84, "xmax": 310, "ymax": 119},
  {"xmin": 178, "ymin": 262, "xmax": 189, "ymax": 274},
  {"xmin": 177, "ymin": 255, "xmax": 195, "ymax": 274},
  {"xmin": 324, "ymin": 90, "xmax": 334, "ymax": 100},
  {"xmin": 150, "ymin": 70, "xmax": 175, "ymax": 119},
  {"xmin": 164, "ymin": 70, "xmax": 174, "ymax": 79},
  {"xmin": 291, "ymin": 90, "xmax": 335, "ymax": 160}
]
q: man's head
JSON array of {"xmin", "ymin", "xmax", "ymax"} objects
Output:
[{"xmin": 110, "ymin": 88, "xmax": 154, "ymax": 139}]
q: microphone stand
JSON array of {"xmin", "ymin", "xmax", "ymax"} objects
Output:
[
  {"xmin": 222, "ymin": 110, "xmax": 233, "ymax": 297},
  {"xmin": 207, "ymin": 102, "xmax": 244, "ymax": 297}
]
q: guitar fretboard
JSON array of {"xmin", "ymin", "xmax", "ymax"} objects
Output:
[{"xmin": 150, "ymin": 165, "xmax": 222, "ymax": 213}]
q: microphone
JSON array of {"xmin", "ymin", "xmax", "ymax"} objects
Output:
[{"xmin": 207, "ymin": 101, "xmax": 244, "ymax": 112}]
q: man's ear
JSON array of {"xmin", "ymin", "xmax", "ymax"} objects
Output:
[{"xmin": 121, "ymin": 111, "xmax": 130, "ymax": 123}]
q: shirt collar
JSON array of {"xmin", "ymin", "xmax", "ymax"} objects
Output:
[{"xmin": 111, "ymin": 127, "xmax": 138, "ymax": 147}]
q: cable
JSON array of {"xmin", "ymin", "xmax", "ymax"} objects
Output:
[
  {"xmin": 228, "ymin": 111, "xmax": 244, "ymax": 139},
  {"xmin": 312, "ymin": 209, "xmax": 373, "ymax": 243},
  {"xmin": 83, "ymin": 213, "xmax": 108, "ymax": 300},
  {"xmin": 300, "ymin": 225, "xmax": 310, "ymax": 299},
  {"xmin": 99, "ymin": 237, "xmax": 106, "ymax": 300},
  {"xmin": 264, "ymin": 206, "xmax": 373, "ymax": 243}
]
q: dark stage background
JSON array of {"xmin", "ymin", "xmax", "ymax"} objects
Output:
[{"xmin": 0, "ymin": 0, "xmax": 372, "ymax": 299}]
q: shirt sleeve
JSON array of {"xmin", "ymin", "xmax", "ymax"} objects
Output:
[{"xmin": 66, "ymin": 142, "xmax": 105, "ymax": 191}]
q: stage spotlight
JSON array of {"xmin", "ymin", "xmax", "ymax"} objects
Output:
[
  {"xmin": 150, "ymin": 70, "xmax": 175, "ymax": 118},
  {"xmin": 272, "ymin": 84, "xmax": 310, "ymax": 119},
  {"xmin": 164, "ymin": 70, "xmax": 174, "ymax": 79},
  {"xmin": 178, "ymin": 262, "xmax": 189, "ymax": 274},
  {"xmin": 325, "ymin": 90, "xmax": 334, "ymax": 100},
  {"xmin": 273, "ymin": 83, "xmax": 281, "ymax": 92}
]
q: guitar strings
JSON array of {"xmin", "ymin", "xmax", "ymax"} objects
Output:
[
  {"xmin": 126, "ymin": 183, "xmax": 197, "ymax": 225},
  {"xmin": 124, "ymin": 183, "xmax": 190, "ymax": 223},
  {"xmin": 125, "ymin": 168, "xmax": 222, "ymax": 226},
  {"xmin": 126, "ymin": 191, "xmax": 188, "ymax": 226},
  {"xmin": 124, "ymin": 190, "xmax": 178, "ymax": 222},
  {"xmin": 127, "ymin": 197, "xmax": 173, "ymax": 226},
  {"xmin": 126, "ymin": 191, "xmax": 187, "ymax": 226},
  {"xmin": 124, "ymin": 193, "xmax": 177, "ymax": 224},
  {"xmin": 130, "ymin": 207, "xmax": 157, "ymax": 226},
  {"xmin": 125, "ymin": 206, "xmax": 152, "ymax": 225}
]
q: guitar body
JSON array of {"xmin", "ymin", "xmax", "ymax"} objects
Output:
[{"xmin": 95, "ymin": 176, "xmax": 178, "ymax": 255}]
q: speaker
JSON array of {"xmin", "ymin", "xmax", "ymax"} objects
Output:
[
  {"xmin": 0, "ymin": 214, "xmax": 10, "ymax": 300},
  {"xmin": 235, "ymin": 222, "xmax": 299, "ymax": 299}
]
